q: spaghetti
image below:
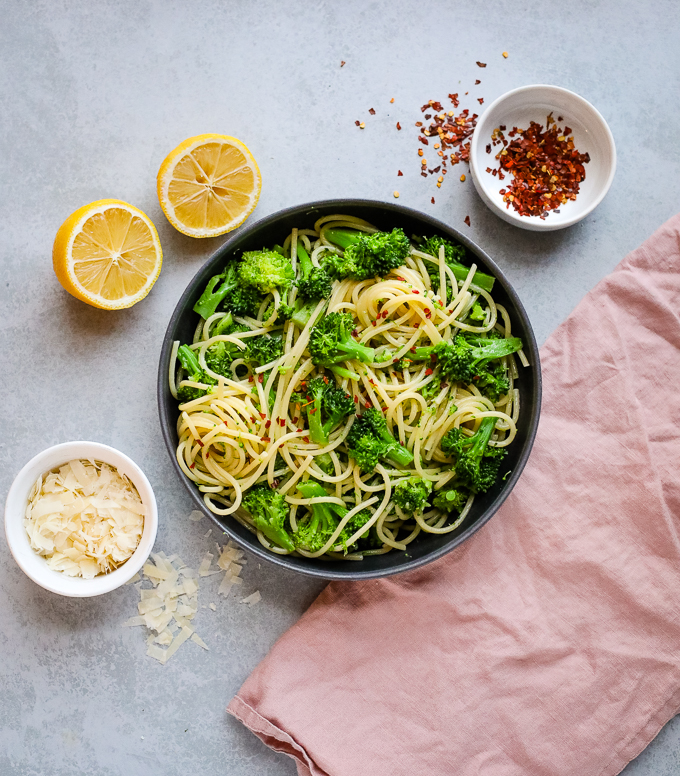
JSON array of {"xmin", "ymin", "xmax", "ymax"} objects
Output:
[{"xmin": 170, "ymin": 215, "xmax": 525, "ymax": 561}]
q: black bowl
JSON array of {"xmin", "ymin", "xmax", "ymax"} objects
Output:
[{"xmin": 158, "ymin": 199, "xmax": 541, "ymax": 580}]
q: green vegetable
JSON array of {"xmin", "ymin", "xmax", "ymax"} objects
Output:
[
  {"xmin": 176, "ymin": 345, "xmax": 215, "ymax": 402},
  {"xmin": 193, "ymin": 264, "xmax": 239, "ymax": 319},
  {"xmin": 324, "ymin": 227, "xmax": 411, "ymax": 281},
  {"xmin": 302, "ymin": 376, "xmax": 355, "ymax": 446},
  {"xmin": 241, "ymin": 485, "xmax": 295, "ymax": 552},
  {"xmin": 421, "ymin": 235, "xmax": 495, "ymax": 292},
  {"xmin": 441, "ymin": 417, "xmax": 506, "ymax": 493},
  {"xmin": 413, "ymin": 334, "xmax": 522, "ymax": 384},
  {"xmin": 393, "ymin": 476, "xmax": 433, "ymax": 515},
  {"xmin": 295, "ymin": 480, "xmax": 372, "ymax": 553},
  {"xmin": 238, "ymin": 249, "xmax": 295, "ymax": 293},
  {"xmin": 345, "ymin": 408, "xmax": 414, "ymax": 472},
  {"xmin": 296, "ymin": 243, "xmax": 333, "ymax": 300},
  {"xmin": 308, "ymin": 312, "xmax": 375, "ymax": 380},
  {"xmin": 432, "ymin": 487, "xmax": 468, "ymax": 513}
]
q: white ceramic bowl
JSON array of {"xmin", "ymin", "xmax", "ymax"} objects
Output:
[
  {"xmin": 4, "ymin": 441, "xmax": 158, "ymax": 597},
  {"xmin": 469, "ymin": 84, "xmax": 616, "ymax": 231}
]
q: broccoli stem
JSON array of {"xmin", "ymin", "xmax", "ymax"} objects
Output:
[
  {"xmin": 307, "ymin": 402, "xmax": 327, "ymax": 446},
  {"xmin": 211, "ymin": 312, "xmax": 234, "ymax": 337},
  {"xmin": 330, "ymin": 365, "xmax": 360, "ymax": 381},
  {"xmin": 296, "ymin": 243, "xmax": 313, "ymax": 277},
  {"xmin": 446, "ymin": 263, "xmax": 495, "ymax": 293},
  {"xmin": 468, "ymin": 416, "xmax": 496, "ymax": 457},
  {"xmin": 291, "ymin": 300, "xmax": 317, "ymax": 328},
  {"xmin": 380, "ymin": 430, "xmax": 414, "ymax": 467},
  {"xmin": 193, "ymin": 268, "xmax": 238, "ymax": 319},
  {"xmin": 177, "ymin": 345, "xmax": 201, "ymax": 377},
  {"xmin": 325, "ymin": 228, "xmax": 362, "ymax": 250}
]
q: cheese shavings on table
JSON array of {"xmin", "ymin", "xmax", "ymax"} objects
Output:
[
  {"xmin": 123, "ymin": 537, "xmax": 261, "ymax": 664},
  {"xmin": 24, "ymin": 459, "xmax": 145, "ymax": 578}
]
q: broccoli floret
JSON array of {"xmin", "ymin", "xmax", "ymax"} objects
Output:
[
  {"xmin": 223, "ymin": 285, "xmax": 262, "ymax": 318},
  {"xmin": 421, "ymin": 373, "xmax": 443, "ymax": 402},
  {"xmin": 324, "ymin": 228, "xmax": 411, "ymax": 281},
  {"xmin": 238, "ymin": 249, "xmax": 295, "ymax": 293},
  {"xmin": 176, "ymin": 345, "xmax": 215, "ymax": 402},
  {"xmin": 308, "ymin": 312, "xmax": 375, "ymax": 380},
  {"xmin": 241, "ymin": 484, "xmax": 295, "ymax": 551},
  {"xmin": 289, "ymin": 299, "xmax": 320, "ymax": 329},
  {"xmin": 413, "ymin": 334, "xmax": 523, "ymax": 383},
  {"xmin": 204, "ymin": 314, "xmax": 249, "ymax": 376},
  {"xmin": 441, "ymin": 417, "xmax": 506, "ymax": 493},
  {"xmin": 302, "ymin": 376, "xmax": 355, "ymax": 446},
  {"xmin": 468, "ymin": 302, "xmax": 487, "ymax": 321},
  {"xmin": 193, "ymin": 264, "xmax": 239, "ymax": 319},
  {"xmin": 476, "ymin": 364, "xmax": 510, "ymax": 403},
  {"xmin": 295, "ymin": 481, "xmax": 372, "ymax": 553},
  {"xmin": 432, "ymin": 487, "xmax": 469, "ymax": 513},
  {"xmin": 246, "ymin": 334, "xmax": 284, "ymax": 366},
  {"xmin": 345, "ymin": 408, "xmax": 414, "ymax": 472},
  {"xmin": 393, "ymin": 476, "xmax": 433, "ymax": 515},
  {"xmin": 295, "ymin": 243, "xmax": 333, "ymax": 300},
  {"xmin": 421, "ymin": 235, "xmax": 495, "ymax": 293}
]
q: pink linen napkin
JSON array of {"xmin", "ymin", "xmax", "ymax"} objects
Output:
[{"xmin": 228, "ymin": 214, "xmax": 680, "ymax": 776}]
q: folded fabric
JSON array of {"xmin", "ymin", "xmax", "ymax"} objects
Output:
[{"xmin": 228, "ymin": 214, "xmax": 680, "ymax": 776}]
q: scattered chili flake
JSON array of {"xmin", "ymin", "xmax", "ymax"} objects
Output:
[
  {"xmin": 415, "ymin": 121, "xmax": 423, "ymax": 127},
  {"xmin": 189, "ymin": 463, "xmax": 195, "ymax": 469},
  {"xmin": 502, "ymin": 51, "xmax": 508, "ymax": 58},
  {"xmin": 490, "ymin": 114, "xmax": 590, "ymax": 217},
  {"xmin": 413, "ymin": 322, "xmax": 420, "ymax": 328},
  {"xmin": 475, "ymin": 79, "xmax": 481, "ymax": 85},
  {"xmin": 425, "ymin": 368, "xmax": 434, "ymax": 376},
  {"xmin": 476, "ymin": 61, "xmax": 487, "ymax": 67},
  {"xmin": 431, "ymin": 197, "xmax": 435, "ymax": 203},
  {"xmin": 448, "ymin": 93, "xmax": 459, "ymax": 107},
  {"xmin": 421, "ymin": 172, "xmax": 427, "ymax": 178},
  {"xmin": 303, "ymin": 436, "xmax": 310, "ymax": 444},
  {"xmin": 412, "ymin": 289, "xmax": 420, "ymax": 294},
  {"xmin": 486, "ymin": 143, "xmax": 491, "ymax": 154},
  {"xmin": 359, "ymin": 122, "xmax": 365, "ymax": 129},
  {"xmin": 341, "ymin": 61, "xmax": 346, "ymax": 67},
  {"xmin": 393, "ymin": 191, "xmax": 400, "ymax": 198},
  {"xmin": 478, "ymin": 98, "xmax": 484, "ymax": 104},
  {"xmin": 460, "ymin": 174, "xmax": 466, "ymax": 182},
  {"xmin": 418, "ymin": 148, "xmax": 424, "ymax": 157},
  {"xmin": 369, "ymin": 108, "xmax": 376, "ymax": 115},
  {"xmin": 292, "ymin": 416, "xmax": 298, "ymax": 424},
  {"xmin": 258, "ymin": 374, "xmax": 264, "ymax": 383},
  {"xmin": 265, "ymin": 419, "xmax": 271, "ymax": 429},
  {"xmin": 261, "ymin": 437, "xmax": 270, "ymax": 443},
  {"xmin": 396, "ymin": 121, "xmax": 402, "ymax": 130},
  {"xmin": 419, "ymin": 136, "xmax": 429, "ymax": 145},
  {"xmin": 425, "ymin": 309, "xmax": 432, "ymax": 319},
  {"xmin": 354, "ymin": 120, "xmax": 360, "ymax": 126},
  {"xmin": 464, "ymin": 215, "xmax": 471, "ymax": 226},
  {"xmin": 390, "ymin": 97, "xmax": 395, "ymax": 103},
  {"xmin": 397, "ymin": 170, "xmax": 403, "ymax": 176},
  {"xmin": 354, "ymin": 395, "xmax": 359, "ymax": 403},
  {"xmin": 248, "ymin": 375, "xmax": 254, "ymax": 383},
  {"xmin": 279, "ymin": 418, "xmax": 287, "ymax": 427}
]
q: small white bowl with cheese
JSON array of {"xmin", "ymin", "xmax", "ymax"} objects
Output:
[{"xmin": 4, "ymin": 441, "xmax": 158, "ymax": 597}]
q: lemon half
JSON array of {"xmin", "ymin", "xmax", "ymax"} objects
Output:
[
  {"xmin": 156, "ymin": 134, "xmax": 261, "ymax": 238},
  {"xmin": 52, "ymin": 199, "xmax": 163, "ymax": 310}
]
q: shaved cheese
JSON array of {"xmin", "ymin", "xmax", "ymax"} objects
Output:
[
  {"xmin": 218, "ymin": 575, "xmax": 234, "ymax": 598},
  {"xmin": 191, "ymin": 633, "xmax": 209, "ymax": 650},
  {"xmin": 209, "ymin": 603, "xmax": 216, "ymax": 611},
  {"xmin": 241, "ymin": 591, "xmax": 261, "ymax": 605},
  {"xmin": 24, "ymin": 459, "xmax": 144, "ymax": 577},
  {"xmin": 188, "ymin": 510, "xmax": 203, "ymax": 522},
  {"xmin": 203, "ymin": 529, "xmax": 212, "ymax": 539},
  {"xmin": 125, "ymin": 573, "xmax": 141, "ymax": 585},
  {"xmin": 146, "ymin": 644, "xmax": 167, "ymax": 663},
  {"xmin": 198, "ymin": 552, "xmax": 214, "ymax": 576},
  {"xmin": 122, "ymin": 615, "xmax": 145, "ymax": 627}
]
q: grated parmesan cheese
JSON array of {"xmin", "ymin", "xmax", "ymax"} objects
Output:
[
  {"xmin": 24, "ymin": 459, "xmax": 145, "ymax": 578},
  {"xmin": 122, "ymin": 525, "xmax": 254, "ymax": 663}
]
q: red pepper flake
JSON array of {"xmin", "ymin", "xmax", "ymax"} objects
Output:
[
  {"xmin": 425, "ymin": 309, "xmax": 431, "ymax": 319},
  {"xmin": 354, "ymin": 395, "xmax": 359, "ymax": 403},
  {"xmin": 258, "ymin": 374, "xmax": 264, "ymax": 383},
  {"xmin": 431, "ymin": 197, "xmax": 435, "ymax": 204},
  {"xmin": 272, "ymin": 479, "xmax": 280, "ymax": 488},
  {"xmin": 390, "ymin": 97, "xmax": 395, "ymax": 103},
  {"xmin": 279, "ymin": 418, "xmax": 287, "ymax": 427},
  {"xmin": 303, "ymin": 436, "xmax": 310, "ymax": 444},
  {"xmin": 248, "ymin": 375, "xmax": 254, "ymax": 383},
  {"xmin": 464, "ymin": 215, "xmax": 471, "ymax": 226},
  {"xmin": 421, "ymin": 172, "xmax": 428, "ymax": 178},
  {"xmin": 341, "ymin": 61, "xmax": 346, "ymax": 67},
  {"xmin": 447, "ymin": 309, "xmax": 454, "ymax": 315},
  {"xmin": 486, "ymin": 143, "xmax": 491, "ymax": 154},
  {"xmin": 265, "ymin": 420, "xmax": 271, "ymax": 429},
  {"xmin": 397, "ymin": 170, "xmax": 403, "ymax": 176},
  {"xmin": 261, "ymin": 437, "xmax": 271, "ymax": 443},
  {"xmin": 425, "ymin": 368, "xmax": 434, "ymax": 376},
  {"xmin": 189, "ymin": 463, "xmax": 195, "ymax": 469},
  {"xmin": 448, "ymin": 93, "xmax": 459, "ymax": 107},
  {"xmin": 477, "ymin": 98, "xmax": 484, "ymax": 104},
  {"xmin": 369, "ymin": 108, "xmax": 376, "ymax": 115},
  {"xmin": 205, "ymin": 451, "xmax": 210, "ymax": 458},
  {"xmin": 430, "ymin": 353, "xmax": 437, "ymax": 361},
  {"xmin": 382, "ymin": 310, "xmax": 389, "ymax": 318},
  {"xmin": 410, "ymin": 346, "xmax": 417, "ymax": 353},
  {"xmin": 354, "ymin": 120, "xmax": 360, "ymax": 126},
  {"xmin": 372, "ymin": 320, "xmax": 377, "ymax": 326},
  {"xmin": 412, "ymin": 289, "xmax": 420, "ymax": 294},
  {"xmin": 323, "ymin": 375, "xmax": 329, "ymax": 384},
  {"xmin": 415, "ymin": 121, "xmax": 422, "ymax": 127},
  {"xmin": 418, "ymin": 136, "xmax": 429, "ymax": 145},
  {"xmin": 413, "ymin": 322, "xmax": 420, "ymax": 328},
  {"xmin": 310, "ymin": 408, "xmax": 317, "ymax": 415},
  {"xmin": 292, "ymin": 416, "xmax": 298, "ymax": 424},
  {"xmin": 490, "ymin": 114, "xmax": 590, "ymax": 218},
  {"xmin": 259, "ymin": 412, "xmax": 266, "ymax": 419},
  {"xmin": 196, "ymin": 439, "xmax": 204, "ymax": 447},
  {"xmin": 396, "ymin": 122, "xmax": 401, "ymax": 130},
  {"xmin": 475, "ymin": 79, "xmax": 481, "ymax": 85},
  {"xmin": 476, "ymin": 61, "xmax": 487, "ymax": 67}
]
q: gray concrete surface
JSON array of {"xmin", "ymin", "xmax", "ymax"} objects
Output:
[{"xmin": 1, "ymin": 1, "xmax": 679, "ymax": 774}]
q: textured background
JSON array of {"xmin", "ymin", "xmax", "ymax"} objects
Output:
[{"xmin": 1, "ymin": 1, "xmax": 679, "ymax": 774}]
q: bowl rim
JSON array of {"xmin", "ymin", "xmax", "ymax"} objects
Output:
[
  {"xmin": 469, "ymin": 83, "xmax": 617, "ymax": 231},
  {"xmin": 157, "ymin": 198, "xmax": 542, "ymax": 580},
  {"xmin": 4, "ymin": 441, "xmax": 158, "ymax": 597}
]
